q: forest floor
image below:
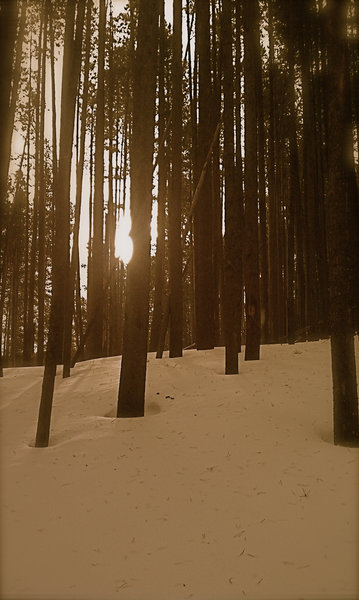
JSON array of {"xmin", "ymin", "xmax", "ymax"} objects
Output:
[{"xmin": 1, "ymin": 339, "xmax": 358, "ymax": 600}]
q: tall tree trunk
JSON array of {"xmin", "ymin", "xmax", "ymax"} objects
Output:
[
  {"xmin": 299, "ymin": 3, "xmax": 319, "ymax": 341},
  {"xmin": 194, "ymin": 0, "xmax": 215, "ymax": 350},
  {"xmin": 287, "ymin": 2, "xmax": 301, "ymax": 344},
  {"xmin": 23, "ymin": 52, "xmax": 32, "ymax": 364},
  {"xmin": 37, "ymin": 1, "xmax": 48, "ymax": 365},
  {"xmin": 325, "ymin": 0, "xmax": 359, "ymax": 446},
  {"xmin": 267, "ymin": 0, "xmax": 280, "ymax": 343},
  {"xmin": 211, "ymin": 0, "xmax": 222, "ymax": 347},
  {"xmin": 243, "ymin": 0, "xmax": 261, "ymax": 360},
  {"xmin": 117, "ymin": 0, "xmax": 159, "ymax": 418},
  {"xmin": 234, "ymin": 0, "xmax": 244, "ymax": 354},
  {"xmin": 26, "ymin": 18, "xmax": 44, "ymax": 363},
  {"xmin": 63, "ymin": 0, "xmax": 92, "ymax": 377},
  {"xmin": 222, "ymin": 0, "xmax": 240, "ymax": 374},
  {"xmin": 149, "ymin": 0, "xmax": 167, "ymax": 353},
  {"xmin": 35, "ymin": 0, "xmax": 85, "ymax": 447},
  {"xmin": 87, "ymin": 0, "xmax": 106, "ymax": 359},
  {"xmin": 255, "ymin": 9, "xmax": 268, "ymax": 345},
  {"xmin": 169, "ymin": 0, "xmax": 183, "ymax": 358},
  {"xmin": 107, "ymin": 6, "xmax": 117, "ymax": 357}
]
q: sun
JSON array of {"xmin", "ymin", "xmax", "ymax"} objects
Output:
[{"xmin": 115, "ymin": 213, "xmax": 133, "ymax": 264}]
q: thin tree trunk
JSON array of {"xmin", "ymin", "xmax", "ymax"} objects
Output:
[
  {"xmin": 27, "ymin": 17, "xmax": 44, "ymax": 363},
  {"xmin": 150, "ymin": 0, "xmax": 167, "ymax": 353},
  {"xmin": 37, "ymin": 1, "xmax": 48, "ymax": 365},
  {"xmin": 211, "ymin": 0, "xmax": 222, "ymax": 347},
  {"xmin": 234, "ymin": 0, "xmax": 244, "ymax": 353},
  {"xmin": 23, "ymin": 34, "xmax": 33, "ymax": 364},
  {"xmin": 255, "ymin": 9, "xmax": 268, "ymax": 344},
  {"xmin": 267, "ymin": 0, "xmax": 280, "ymax": 343},
  {"xmin": 222, "ymin": 0, "xmax": 240, "ymax": 374},
  {"xmin": 169, "ymin": 0, "xmax": 183, "ymax": 358},
  {"xmin": 287, "ymin": 4, "xmax": 301, "ymax": 344},
  {"xmin": 87, "ymin": 0, "xmax": 106, "ymax": 359},
  {"xmin": 107, "ymin": 7, "xmax": 117, "ymax": 357},
  {"xmin": 243, "ymin": 0, "xmax": 261, "ymax": 360},
  {"xmin": 63, "ymin": 0, "xmax": 92, "ymax": 377}
]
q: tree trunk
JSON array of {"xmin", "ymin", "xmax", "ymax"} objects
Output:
[
  {"xmin": 169, "ymin": 0, "xmax": 183, "ymax": 358},
  {"xmin": 325, "ymin": 0, "xmax": 359, "ymax": 446},
  {"xmin": 243, "ymin": 0, "xmax": 261, "ymax": 360},
  {"xmin": 287, "ymin": 4, "xmax": 301, "ymax": 344},
  {"xmin": 234, "ymin": 0, "xmax": 244, "ymax": 354},
  {"xmin": 222, "ymin": 0, "xmax": 240, "ymax": 374},
  {"xmin": 149, "ymin": 1, "xmax": 167, "ymax": 353},
  {"xmin": 87, "ymin": 0, "xmax": 106, "ymax": 359},
  {"xmin": 117, "ymin": 0, "xmax": 159, "ymax": 418},
  {"xmin": 267, "ymin": 0, "xmax": 280, "ymax": 343},
  {"xmin": 194, "ymin": 0, "xmax": 215, "ymax": 350},
  {"xmin": 35, "ymin": 0, "xmax": 85, "ymax": 447},
  {"xmin": 37, "ymin": 1, "xmax": 48, "ymax": 365},
  {"xmin": 63, "ymin": 0, "xmax": 92, "ymax": 377}
]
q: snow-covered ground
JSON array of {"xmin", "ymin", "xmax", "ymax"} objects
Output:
[{"xmin": 1, "ymin": 339, "xmax": 358, "ymax": 600}]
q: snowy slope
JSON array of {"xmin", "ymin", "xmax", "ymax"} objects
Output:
[{"xmin": 1, "ymin": 339, "xmax": 358, "ymax": 600}]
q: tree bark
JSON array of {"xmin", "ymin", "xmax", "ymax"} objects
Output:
[
  {"xmin": 35, "ymin": 0, "xmax": 85, "ymax": 447},
  {"xmin": 194, "ymin": 0, "xmax": 215, "ymax": 350},
  {"xmin": 243, "ymin": 0, "xmax": 261, "ymax": 360},
  {"xmin": 87, "ymin": 0, "xmax": 106, "ymax": 359},
  {"xmin": 37, "ymin": 1, "xmax": 48, "ymax": 365},
  {"xmin": 62, "ymin": 0, "xmax": 92, "ymax": 377},
  {"xmin": 169, "ymin": 0, "xmax": 183, "ymax": 358},
  {"xmin": 149, "ymin": 1, "xmax": 167, "ymax": 353},
  {"xmin": 222, "ymin": 0, "xmax": 240, "ymax": 374},
  {"xmin": 325, "ymin": 0, "xmax": 359, "ymax": 446},
  {"xmin": 117, "ymin": 0, "xmax": 159, "ymax": 418}
]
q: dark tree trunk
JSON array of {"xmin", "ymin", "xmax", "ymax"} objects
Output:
[
  {"xmin": 287, "ymin": 6, "xmax": 301, "ymax": 344},
  {"xmin": 169, "ymin": 0, "xmax": 183, "ymax": 358},
  {"xmin": 87, "ymin": 0, "xmax": 106, "ymax": 359},
  {"xmin": 267, "ymin": 0, "xmax": 280, "ymax": 343},
  {"xmin": 211, "ymin": 0, "xmax": 222, "ymax": 347},
  {"xmin": 107, "ymin": 7, "xmax": 117, "ymax": 358},
  {"xmin": 117, "ymin": 0, "xmax": 159, "ymax": 418},
  {"xmin": 37, "ymin": 2, "xmax": 48, "ymax": 366},
  {"xmin": 194, "ymin": 0, "xmax": 215, "ymax": 350},
  {"xmin": 254, "ymin": 6, "xmax": 268, "ymax": 345},
  {"xmin": 234, "ymin": 0, "xmax": 244, "ymax": 354},
  {"xmin": 63, "ymin": 0, "xmax": 92, "ymax": 377},
  {"xmin": 325, "ymin": 0, "xmax": 359, "ymax": 446},
  {"xmin": 243, "ymin": 0, "xmax": 261, "ymax": 360},
  {"xmin": 35, "ymin": 0, "xmax": 85, "ymax": 447},
  {"xmin": 222, "ymin": 0, "xmax": 240, "ymax": 374},
  {"xmin": 25, "ymin": 18, "xmax": 44, "ymax": 364},
  {"xmin": 299, "ymin": 4, "xmax": 320, "ymax": 341},
  {"xmin": 149, "ymin": 0, "xmax": 167, "ymax": 354}
]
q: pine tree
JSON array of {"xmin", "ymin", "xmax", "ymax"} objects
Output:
[
  {"xmin": 87, "ymin": 0, "xmax": 106, "ymax": 359},
  {"xmin": 169, "ymin": 0, "xmax": 183, "ymax": 358},
  {"xmin": 194, "ymin": 0, "xmax": 215, "ymax": 350},
  {"xmin": 243, "ymin": 0, "xmax": 261, "ymax": 360},
  {"xmin": 325, "ymin": 0, "xmax": 359, "ymax": 446},
  {"xmin": 35, "ymin": 0, "xmax": 85, "ymax": 447},
  {"xmin": 117, "ymin": 0, "xmax": 159, "ymax": 418}
]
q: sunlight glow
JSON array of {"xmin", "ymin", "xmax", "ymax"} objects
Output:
[{"xmin": 115, "ymin": 212, "xmax": 133, "ymax": 264}]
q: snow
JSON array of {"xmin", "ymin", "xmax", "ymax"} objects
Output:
[{"xmin": 1, "ymin": 339, "xmax": 358, "ymax": 600}]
